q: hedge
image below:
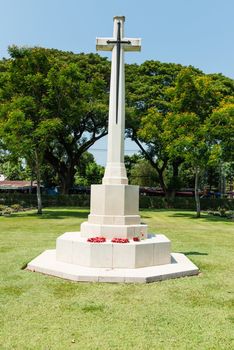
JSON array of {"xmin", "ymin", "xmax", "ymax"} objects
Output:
[
  {"xmin": 139, "ymin": 196, "xmax": 234, "ymax": 210},
  {"xmin": 0, "ymin": 193, "xmax": 90, "ymax": 208},
  {"xmin": 0, "ymin": 193, "xmax": 234, "ymax": 210}
]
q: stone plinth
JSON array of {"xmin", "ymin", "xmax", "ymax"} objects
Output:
[
  {"xmin": 80, "ymin": 184, "xmax": 147, "ymax": 239},
  {"xmin": 89, "ymin": 184, "xmax": 140, "ymax": 218},
  {"xmin": 102, "ymin": 162, "xmax": 128, "ymax": 185},
  {"xmin": 56, "ymin": 232, "xmax": 171, "ymax": 269}
]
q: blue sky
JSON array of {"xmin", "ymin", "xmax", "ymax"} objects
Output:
[{"xmin": 1, "ymin": 0, "xmax": 234, "ymax": 164}]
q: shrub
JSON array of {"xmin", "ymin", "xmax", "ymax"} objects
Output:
[
  {"xmin": 218, "ymin": 207, "xmax": 226, "ymax": 217},
  {"xmin": 11, "ymin": 204, "xmax": 23, "ymax": 212},
  {"xmin": 0, "ymin": 204, "xmax": 6, "ymax": 212},
  {"xmin": 227, "ymin": 211, "xmax": 234, "ymax": 219},
  {"xmin": 2, "ymin": 207, "xmax": 13, "ymax": 216}
]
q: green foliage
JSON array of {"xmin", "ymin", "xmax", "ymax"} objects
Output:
[
  {"xmin": 2, "ymin": 206, "xmax": 13, "ymax": 216},
  {"xmin": 0, "ymin": 149, "xmax": 32, "ymax": 181},
  {"xmin": 74, "ymin": 152, "xmax": 104, "ymax": 186},
  {"xmin": 129, "ymin": 159, "xmax": 159, "ymax": 186},
  {"xmin": 205, "ymin": 100, "xmax": 234, "ymax": 161},
  {"xmin": 0, "ymin": 159, "xmax": 31, "ymax": 181},
  {"xmin": 0, "ymin": 204, "xmax": 6, "ymax": 213},
  {"xmin": 10, "ymin": 204, "xmax": 23, "ymax": 212},
  {"xmin": 126, "ymin": 62, "xmax": 234, "ymax": 199},
  {"xmin": 223, "ymin": 162, "xmax": 234, "ymax": 183},
  {"xmin": 171, "ymin": 68, "xmax": 228, "ymax": 119},
  {"xmin": 0, "ymin": 193, "xmax": 90, "ymax": 208},
  {"xmin": 0, "ymin": 47, "xmax": 110, "ymax": 193},
  {"xmin": 1, "ymin": 192, "xmax": 234, "ymax": 211},
  {"xmin": 124, "ymin": 154, "xmax": 142, "ymax": 178}
]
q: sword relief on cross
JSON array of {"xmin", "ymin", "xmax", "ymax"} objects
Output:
[{"xmin": 96, "ymin": 16, "xmax": 141, "ymax": 124}]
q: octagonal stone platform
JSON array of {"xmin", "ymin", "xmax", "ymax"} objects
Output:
[
  {"xmin": 27, "ymin": 231, "xmax": 199, "ymax": 283},
  {"xmin": 56, "ymin": 232, "xmax": 171, "ymax": 268},
  {"xmin": 27, "ymin": 251, "xmax": 199, "ymax": 283}
]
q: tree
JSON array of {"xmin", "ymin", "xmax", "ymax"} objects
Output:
[
  {"xmin": 0, "ymin": 47, "xmax": 110, "ymax": 194},
  {"xmin": 223, "ymin": 162, "xmax": 234, "ymax": 196},
  {"xmin": 205, "ymin": 98, "xmax": 234, "ymax": 161},
  {"xmin": 125, "ymin": 62, "xmax": 200, "ymax": 199},
  {"xmin": 163, "ymin": 111, "xmax": 209, "ymax": 217},
  {"xmin": 0, "ymin": 156, "xmax": 31, "ymax": 181},
  {"xmin": 74, "ymin": 152, "xmax": 104, "ymax": 186},
  {"xmin": 163, "ymin": 70, "xmax": 234, "ymax": 216},
  {"xmin": 0, "ymin": 96, "xmax": 61, "ymax": 213},
  {"xmin": 126, "ymin": 62, "xmax": 234, "ymax": 207},
  {"xmin": 129, "ymin": 159, "xmax": 159, "ymax": 187},
  {"xmin": 205, "ymin": 99, "xmax": 234, "ymax": 197},
  {"xmin": 124, "ymin": 154, "xmax": 142, "ymax": 179}
]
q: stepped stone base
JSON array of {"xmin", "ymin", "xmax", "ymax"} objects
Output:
[
  {"xmin": 80, "ymin": 183, "xmax": 148, "ymax": 239},
  {"xmin": 27, "ymin": 250, "xmax": 199, "ymax": 283},
  {"xmin": 89, "ymin": 184, "xmax": 139, "ymax": 219},
  {"xmin": 26, "ymin": 180, "xmax": 200, "ymax": 283},
  {"xmin": 102, "ymin": 162, "xmax": 128, "ymax": 185},
  {"xmin": 80, "ymin": 222, "xmax": 147, "ymax": 239},
  {"xmin": 56, "ymin": 232, "xmax": 170, "ymax": 268}
]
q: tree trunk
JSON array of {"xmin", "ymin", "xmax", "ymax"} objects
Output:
[
  {"xmin": 35, "ymin": 150, "xmax": 42, "ymax": 215},
  {"xmin": 165, "ymin": 159, "xmax": 182, "ymax": 201},
  {"xmin": 29, "ymin": 170, "xmax": 33, "ymax": 194},
  {"xmin": 157, "ymin": 170, "xmax": 172, "ymax": 208},
  {"xmin": 44, "ymin": 132, "xmax": 107, "ymax": 195},
  {"xmin": 60, "ymin": 175, "xmax": 72, "ymax": 195},
  {"xmin": 195, "ymin": 167, "xmax": 201, "ymax": 218},
  {"xmin": 59, "ymin": 165, "xmax": 76, "ymax": 195},
  {"xmin": 165, "ymin": 189, "xmax": 175, "ymax": 201},
  {"xmin": 219, "ymin": 163, "xmax": 226, "ymax": 198}
]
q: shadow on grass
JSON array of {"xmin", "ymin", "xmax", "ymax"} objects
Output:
[
  {"xmin": 10, "ymin": 209, "xmax": 89, "ymax": 220},
  {"xmin": 140, "ymin": 208, "xmax": 180, "ymax": 218},
  {"xmin": 168, "ymin": 212, "xmax": 232, "ymax": 223},
  {"xmin": 140, "ymin": 208, "xmax": 178, "ymax": 212},
  {"xmin": 180, "ymin": 251, "xmax": 208, "ymax": 256}
]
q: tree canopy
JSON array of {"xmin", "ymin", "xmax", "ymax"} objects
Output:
[
  {"xmin": 0, "ymin": 47, "xmax": 110, "ymax": 195},
  {"xmin": 125, "ymin": 62, "xmax": 234, "ymax": 203}
]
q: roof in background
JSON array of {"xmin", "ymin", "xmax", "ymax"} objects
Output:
[{"xmin": 0, "ymin": 181, "xmax": 37, "ymax": 189}]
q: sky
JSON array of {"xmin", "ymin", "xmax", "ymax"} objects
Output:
[{"xmin": 1, "ymin": 0, "xmax": 234, "ymax": 165}]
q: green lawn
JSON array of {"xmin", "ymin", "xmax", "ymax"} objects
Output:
[{"xmin": 0, "ymin": 208, "xmax": 233, "ymax": 350}]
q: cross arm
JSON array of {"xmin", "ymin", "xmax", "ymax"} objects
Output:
[
  {"xmin": 123, "ymin": 38, "xmax": 141, "ymax": 52},
  {"xmin": 96, "ymin": 38, "xmax": 114, "ymax": 51}
]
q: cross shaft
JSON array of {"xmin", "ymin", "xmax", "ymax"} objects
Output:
[
  {"xmin": 106, "ymin": 21, "xmax": 131, "ymax": 123},
  {"xmin": 96, "ymin": 16, "xmax": 141, "ymax": 185}
]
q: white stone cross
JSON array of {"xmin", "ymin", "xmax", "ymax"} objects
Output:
[{"xmin": 96, "ymin": 16, "xmax": 141, "ymax": 185}]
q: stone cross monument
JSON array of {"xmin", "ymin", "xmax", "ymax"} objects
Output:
[
  {"xmin": 80, "ymin": 16, "xmax": 146, "ymax": 239},
  {"xmin": 27, "ymin": 16, "xmax": 199, "ymax": 283},
  {"xmin": 96, "ymin": 16, "xmax": 141, "ymax": 185}
]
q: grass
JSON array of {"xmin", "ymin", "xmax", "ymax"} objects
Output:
[{"xmin": 0, "ymin": 208, "xmax": 233, "ymax": 350}]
